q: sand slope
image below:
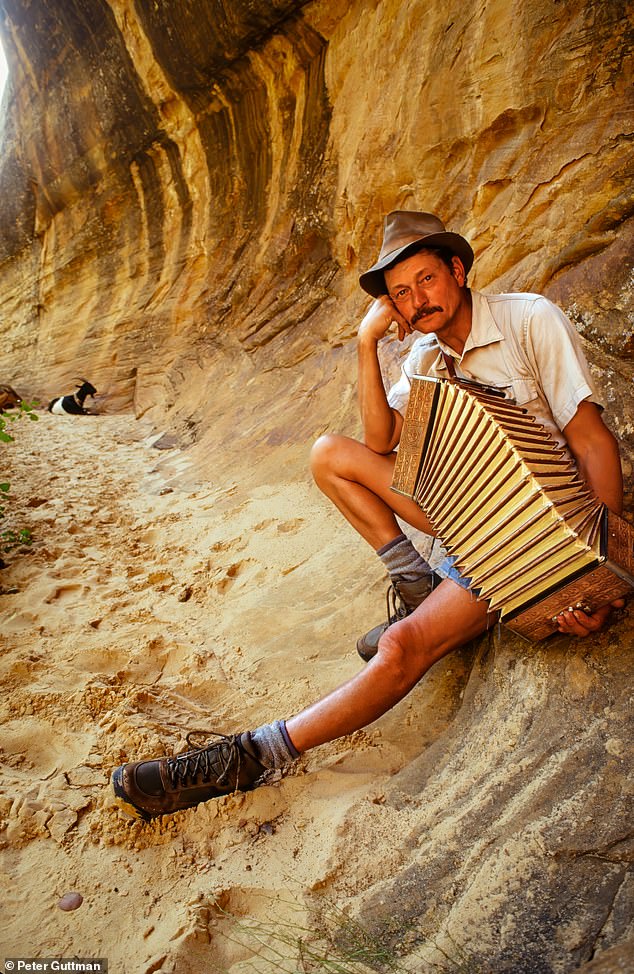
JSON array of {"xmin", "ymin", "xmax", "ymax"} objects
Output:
[
  {"xmin": 1, "ymin": 410, "xmax": 456, "ymax": 972},
  {"xmin": 4, "ymin": 411, "xmax": 631, "ymax": 974}
]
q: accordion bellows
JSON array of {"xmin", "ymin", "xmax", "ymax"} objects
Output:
[{"xmin": 392, "ymin": 376, "xmax": 634, "ymax": 640}]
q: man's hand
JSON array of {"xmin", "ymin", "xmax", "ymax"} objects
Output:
[
  {"xmin": 554, "ymin": 598, "xmax": 626, "ymax": 637},
  {"xmin": 358, "ymin": 296, "xmax": 411, "ymax": 343}
]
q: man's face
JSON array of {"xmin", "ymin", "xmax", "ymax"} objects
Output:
[{"xmin": 384, "ymin": 250, "xmax": 467, "ymax": 335}]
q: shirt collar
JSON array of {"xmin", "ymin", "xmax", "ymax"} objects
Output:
[{"xmin": 434, "ymin": 290, "xmax": 504, "ymax": 369}]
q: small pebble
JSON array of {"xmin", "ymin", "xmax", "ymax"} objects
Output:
[{"xmin": 58, "ymin": 891, "xmax": 83, "ymax": 911}]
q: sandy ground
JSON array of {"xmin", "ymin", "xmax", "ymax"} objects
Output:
[{"xmin": 0, "ymin": 409, "xmax": 447, "ymax": 973}]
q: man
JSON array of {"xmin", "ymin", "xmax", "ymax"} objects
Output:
[{"xmin": 112, "ymin": 211, "xmax": 624, "ymax": 821}]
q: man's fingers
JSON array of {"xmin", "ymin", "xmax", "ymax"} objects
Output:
[
  {"xmin": 555, "ymin": 604, "xmax": 613, "ymax": 637},
  {"xmin": 397, "ymin": 320, "xmax": 412, "ymax": 341},
  {"xmin": 359, "ymin": 297, "xmax": 408, "ymax": 342},
  {"xmin": 556, "ymin": 610, "xmax": 593, "ymax": 637},
  {"xmin": 386, "ymin": 298, "xmax": 413, "ymax": 341}
]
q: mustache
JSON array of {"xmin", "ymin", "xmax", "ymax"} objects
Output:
[{"xmin": 411, "ymin": 305, "xmax": 443, "ymax": 325}]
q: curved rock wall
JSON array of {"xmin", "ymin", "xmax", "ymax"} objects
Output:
[
  {"xmin": 0, "ymin": 0, "xmax": 631, "ymax": 493},
  {"xmin": 0, "ymin": 0, "xmax": 335, "ymax": 417}
]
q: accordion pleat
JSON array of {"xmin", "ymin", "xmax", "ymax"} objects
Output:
[{"xmin": 404, "ymin": 379, "xmax": 604, "ymax": 619}]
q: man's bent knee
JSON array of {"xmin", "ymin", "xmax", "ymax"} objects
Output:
[
  {"xmin": 310, "ymin": 433, "xmax": 359, "ymax": 483},
  {"xmin": 374, "ymin": 626, "xmax": 434, "ymax": 695}
]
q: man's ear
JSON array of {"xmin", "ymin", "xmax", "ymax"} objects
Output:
[{"xmin": 451, "ymin": 256, "xmax": 467, "ymax": 286}]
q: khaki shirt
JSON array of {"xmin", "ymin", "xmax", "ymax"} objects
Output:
[{"xmin": 387, "ymin": 290, "xmax": 603, "ymax": 451}]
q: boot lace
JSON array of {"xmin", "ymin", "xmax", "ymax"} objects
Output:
[
  {"xmin": 165, "ymin": 731, "xmax": 242, "ymax": 790},
  {"xmin": 386, "ymin": 574, "xmax": 437, "ymax": 626},
  {"xmin": 386, "ymin": 583, "xmax": 411, "ymax": 626}
]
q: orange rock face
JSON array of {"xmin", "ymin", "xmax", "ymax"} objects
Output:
[{"xmin": 0, "ymin": 0, "xmax": 630, "ymax": 492}]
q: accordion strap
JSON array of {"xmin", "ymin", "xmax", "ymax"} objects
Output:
[{"xmin": 442, "ymin": 350, "xmax": 457, "ymax": 378}]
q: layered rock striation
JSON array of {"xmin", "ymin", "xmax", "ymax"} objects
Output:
[{"xmin": 0, "ymin": 0, "xmax": 632, "ymax": 482}]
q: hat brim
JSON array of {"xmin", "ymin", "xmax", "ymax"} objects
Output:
[{"xmin": 359, "ymin": 231, "xmax": 474, "ymax": 298}]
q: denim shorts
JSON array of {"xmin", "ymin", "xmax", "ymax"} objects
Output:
[{"xmin": 438, "ymin": 555, "xmax": 481, "ymax": 597}]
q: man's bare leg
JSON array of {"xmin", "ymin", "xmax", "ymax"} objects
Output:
[
  {"xmin": 111, "ymin": 580, "xmax": 494, "ymax": 820},
  {"xmin": 311, "ymin": 432, "xmax": 442, "ymax": 660},
  {"xmin": 310, "ymin": 433, "xmax": 435, "ymax": 548},
  {"xmin": 112, "ymin": 438, "xmax": 478, "ymax": 820},
  {"xmin": 286, "ymin": 580, "xmax": 493, "ymax": 751}
]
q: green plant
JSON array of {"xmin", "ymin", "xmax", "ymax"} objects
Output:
[
  {"xmin": 208, "ymin": 895, "xmax": 480, "ymax": 974},
  {"xmin": 0, "ymin": 399, "xmax": 38, "ymax": 443},
  {"xmin": 0, "ymin": 400, "xmax": 39, "ymax": 553}
]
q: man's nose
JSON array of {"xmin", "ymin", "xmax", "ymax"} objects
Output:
[{"xmin": 411, "ymin": 284, "xmax": 428, "ymax": 307}]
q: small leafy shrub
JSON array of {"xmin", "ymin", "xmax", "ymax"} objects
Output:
[
  {"xmin": 1, "ymin": 401, "xmax": 39, "ymax": 554},
  {"xmin": 0, "ymin": 399, "xmax": 39, "ymax": 443}
]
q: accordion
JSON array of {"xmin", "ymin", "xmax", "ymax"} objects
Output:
[{"xmin": 392, "ymin": 375, "xmax": 634, "ymax": 641}]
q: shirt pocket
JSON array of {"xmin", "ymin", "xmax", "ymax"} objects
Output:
[{"xmin": 509, "ymin": 377, "xmax": 539, "ymax": 407}]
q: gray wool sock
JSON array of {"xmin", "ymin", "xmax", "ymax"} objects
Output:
[
  {"xmin": 250, "ymin": 719, "xmax": 300, "ymax": 770},
  {"xmin": 377, "ymin": 533, "xmax": 430, "ymax": 582}
]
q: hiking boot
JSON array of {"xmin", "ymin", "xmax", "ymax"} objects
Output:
[
  {"xmin": 357, "ymin": 573, "xmax": 440, "ymax": 662},
  {"xmin": 111, "ymin": 730, "xmax": 268, "ymax": 821}
]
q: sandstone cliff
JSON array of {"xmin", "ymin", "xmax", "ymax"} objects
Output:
[
  {"xmin": 0, "ymin": 1, "xmax": 632, "ymax": 972},
  {"xmin": 0, "ymin": 0, "xmax": 632, "ymax": 486}
]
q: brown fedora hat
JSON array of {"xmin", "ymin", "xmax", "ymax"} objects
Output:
[{"xmin": 359, "ymin": 211, "xmax": 474, "ymax": 297}]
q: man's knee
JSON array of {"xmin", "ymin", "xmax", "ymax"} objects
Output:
[
  {"xmin": 375, "ymin": 625, "xmax": 434, "ymax": 693},
  {"xmin": 376, "ymin": 585, "xmax": 490, "ymax": 681},
  {"xmin": 310, "ymin": 433, "xmax": 354, "ymax": 484}
]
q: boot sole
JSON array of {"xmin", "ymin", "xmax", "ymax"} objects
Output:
[
  {"xmin": 111, "ymin": 767, "xmax": 153, "ymax": 822},
  {"xmin": 356, "ymin": 641, "xmax": 379, "ymax": 662}
]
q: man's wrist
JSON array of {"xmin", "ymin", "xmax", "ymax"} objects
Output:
[{"xmin": 357, "ymin": 326, "xmax": 382, "ymax": 347}]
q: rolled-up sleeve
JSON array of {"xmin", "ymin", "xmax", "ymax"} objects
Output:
[
  {"xmin": 524, "ymin": 298, "xmax": 604, "ymax": 431},
  {"xmin": 387, "ymin": 365, "xmax": 413, "ymax": 416}
]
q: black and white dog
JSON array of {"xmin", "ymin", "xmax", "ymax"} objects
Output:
[{"xmin": 48, "ymin": 379, "xmax": 97, "ymax": 415}]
